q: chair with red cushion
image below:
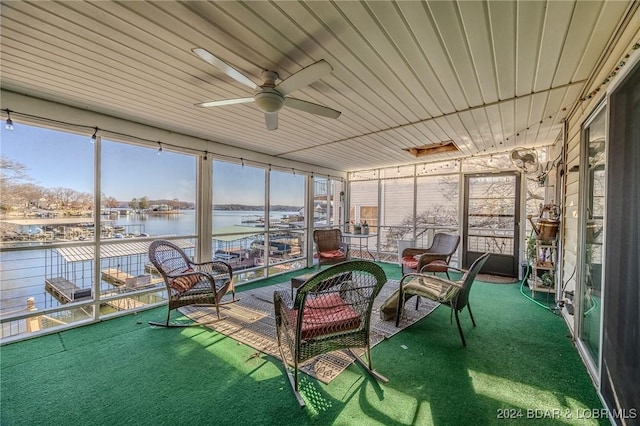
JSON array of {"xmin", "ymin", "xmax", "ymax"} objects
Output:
[
  {"xmin": 274, "ymin": 260, "xmax": 388, "ymax": 407},
  {"xmin": 401, "ymin": 233, "xmax": 460, "ymax": 278},
  {"xmin": 313, "ymin": 228, "xmax": 349, "ymax": 268},
  {"xmin": 148, "ymin": 239, "xmax": 236, "ymax": 327}
]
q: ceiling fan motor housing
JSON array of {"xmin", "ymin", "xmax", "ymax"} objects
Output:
[{"xmin": 254, "ymin": 88, "xmax": 284, "ymax": 113}]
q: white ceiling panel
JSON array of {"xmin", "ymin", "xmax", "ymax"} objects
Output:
[{"xmin": 1, "ymin": 0, "xmax": 636, "ymax": 172}]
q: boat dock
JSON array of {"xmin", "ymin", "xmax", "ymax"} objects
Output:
[
  {"xmin": 45, "ymin": 277, "xmax": 92, "ymax": 303},
  {"xmin": 101, "ymin": 268, "xmax": 134, "ymax": 286},
  {"xmin": 101, "ymin": 291, "xmax": 147, "ymax": 310}
]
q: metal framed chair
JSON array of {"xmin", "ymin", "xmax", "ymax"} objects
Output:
[
  {"xmin": 396, "ymin": 252, "xmax": 490, "ymax": 347},
  {"xmin": 313, "ymin": 228, "xmax": 349, "ymax": 268},
  {"xmin": 401, "ymin": 233, "xmax": 460, "ymax": 277},
  {"xmin": 274, "ymin": 260, "xmax": 388, "ymax": 407},
  {"xmin": 148, "ymin": 239, "xmax": 236, "ymax": 327}
]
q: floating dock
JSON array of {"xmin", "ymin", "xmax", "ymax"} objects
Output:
[
  {"xmin": 101, "ymin": 268, "xmax": 134, "ymax": 286},
  {"xmin": 45, "ymin": 277, "xmax": 92, "ymax": 303}
]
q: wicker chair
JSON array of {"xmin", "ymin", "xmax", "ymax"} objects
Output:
[
  {"xmin": 401, "ymin": 233, "xmax": 460, "ymax": 277},
  {"xmin": 396, "ymin": 252, "xmax": 490, "ymax": 347},
  {"xmin": 274, "ymin": 260, "xmax": 388, "ymax": 407},
  {"xmin": 148, "ymin": 240, "xmax": 236, "ymax": 327},
  {"xmin": 313, "ymin": 228, "xmax": 349, "ymax": 268}
]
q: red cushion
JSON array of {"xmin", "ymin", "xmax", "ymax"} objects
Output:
[
  {"xmin": 171, "ymin": 268, "xmax": 200, "ymax": 293},
  {"xmin": 318, "ymin": 250, "xmax": 345, "ymax": 259},
  {"xmin": 402, "ymin": 256, "xmax": 419, "ymax": 270},
  {"xmin": 287, "ymin": 293, "xmax": 361, "ymax": 339},
  {"xmin": 424, "ymin": 260, "xmax": 449, "ymax": 272}
]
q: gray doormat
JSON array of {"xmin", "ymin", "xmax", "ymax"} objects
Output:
[
  {"xmin": 476, "ymin": 274, "xmax": 520, "ymax": 284},
  {"xmin": 180, "ymin": 279, "xmax": 438, "ymax": 384}
]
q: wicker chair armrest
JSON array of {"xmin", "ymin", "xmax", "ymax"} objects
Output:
[
  {"xmin": 401, "ymin": 248, "xmax": 430, "ymax": 258},
  {"xmin": 274, "ymin": 288, "xmax": 294, "ymax": 308},
  {"xmin": 418, "ymin": 252, "xmax": 451, "ymax": 258},
  {"xmin": 274, "ymin": 289, "xmax": 296, "ymax": 328},
  {"xmin": 416, "ymin": 253, "xmax": 450, "ymax": 270}
]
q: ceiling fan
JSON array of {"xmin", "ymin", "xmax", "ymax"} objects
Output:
[{"xmin": 192, "ymin": 47, "xmax": 341, "ymax": 130}]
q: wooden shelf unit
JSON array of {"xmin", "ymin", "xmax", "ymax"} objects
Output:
[{"xmin": 528, "ymin": 239, "xmax": 557, "ymax": 298}]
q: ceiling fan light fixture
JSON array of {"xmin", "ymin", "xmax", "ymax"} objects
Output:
[{"xmin": 254, "ymin": 91, "xmax": 284, "ymax": 113}]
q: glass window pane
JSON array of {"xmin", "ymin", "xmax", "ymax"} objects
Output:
[
  {"xmin": 349, "ymin": 180, "xmax": 379, "ymax": 259},
  {"xmin": 269, "ymin": 170, "xmax": 305, "ymax": 273},
  {"xmin": 1, "ymin": 123, "xmax": 95, "ymax": 340},
  {"xmin": 416, "ymin": 175, "xmax": 460, "ymax": 260},
  {"xmin": 580, "ymin": 106, "xmax": 606, "ymax": 364},
  {"xmin": 313, "ymin": 177, "xmax": 330, "ymax": 227},
  {"xmin": 1, "ymin": 123, "xmax": 94, "ymax": 246},
  {"xmin": 212, "ymin": 161, "xmax": 266, "ymax": 276},
  {"xmin": 379, "ymin": 177, "xmax": 413, "ymax": 257},
  {"xmin": 101, "ymin": 140, "xmax": 196, "ymax": 238},
  {"xmin": 99, "ymin": 139, "xmax": 196, "ymax": 318}
]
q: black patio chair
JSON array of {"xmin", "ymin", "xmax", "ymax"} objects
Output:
[{"xmin": 396, "ymin": 252, "xmax": 490, "ymax": 346}]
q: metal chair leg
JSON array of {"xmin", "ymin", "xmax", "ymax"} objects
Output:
[
  {"xmin": 395, "ymin": 288, "xmax": 404, "ymax": 327},
  {"xmin": 348, "ymin": 348, "xmax": 388, "ymax": 383},
  {"xmin": 467, "ymin": 303, "xmax": 476, "ymax": 326},
  {"xmin": 454, "ymin": 310, "xmax": 466, "ymax": 347}
]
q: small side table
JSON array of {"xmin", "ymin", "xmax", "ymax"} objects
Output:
[
  {"xmin": 291, "ymin": 272, "xmax": 315, "ymax": 295},
  {"xmin": 341, "ymin": 233, "xmax": 378, "ymax": 260}
]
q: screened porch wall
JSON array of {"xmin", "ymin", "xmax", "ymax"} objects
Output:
[{"xmin": 348, "ymin": 158, "xmax": 544, "ymax": 267}]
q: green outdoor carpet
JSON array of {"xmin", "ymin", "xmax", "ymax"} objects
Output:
[{"xmin": 0, "ymin": 264, "xmax": 606, "ymax": 426}]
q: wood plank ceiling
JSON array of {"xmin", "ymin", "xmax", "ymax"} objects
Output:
[{"xmin": 0, "ymin": 1, "xmax": 635, "ymax": 172}]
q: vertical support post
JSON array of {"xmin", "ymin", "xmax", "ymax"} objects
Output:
[{"xmin": 197, "ymin": 154, "xmax": 213, "ymax": 262}]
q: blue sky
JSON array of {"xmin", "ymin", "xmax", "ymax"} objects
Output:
[{"xmin": 1, "ymin": 122, "xmax": 304, "ymax": 205}]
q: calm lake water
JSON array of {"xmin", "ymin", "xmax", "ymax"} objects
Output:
[
  {"xmin": 0, "ymin": 210, "xmax": 299, "ymax": 311},
  {"xmin": 113, "ymin": 209, "xmax": 301, "ymax": 235}
]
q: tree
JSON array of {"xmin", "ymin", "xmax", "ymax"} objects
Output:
[
  {"xmin": 138, "ymin": 196, "xmax": 149, "ymax": 211},
  {"xmin": 0, "ymin": 157, "xmax": 33, "ymax": 212},
  {"xmin": 103, "ymin": 195, "xmax": 119, "ymax": 212}
]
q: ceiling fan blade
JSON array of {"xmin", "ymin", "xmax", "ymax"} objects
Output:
[
  {"xmin": 265, "ymin": 113, "xmax": 278, "ymax": 130},
  {"xmin": 195, "ymin": 97, "xmax": 254, "ymax": 108},
  {"xmin": 284, "ymin": 97, "xmax": 341, "ymax": 119},
  {"xmin": 275, "ymin": 60, "xmax": 333, "ymax": 96},
  {"xmin": 192, "ymin": 47, "xmax": 258, "ymax": 90}
]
